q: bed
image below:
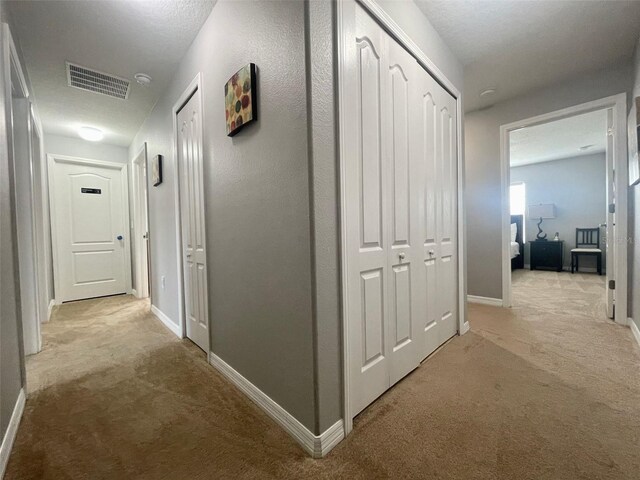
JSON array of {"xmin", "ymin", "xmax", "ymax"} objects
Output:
[{"xmin": 510, "ymin": 214, "xmax": 524, "ymax": 270}]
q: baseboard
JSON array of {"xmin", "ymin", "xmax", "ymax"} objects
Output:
[
  {"xmin": 131, "ymin": 288, "xmax": 138, "ymax": 298},
  {"xmin": 150, "ymin": 304, "xmax": 182, "ymax": 338},
  {"xmin": 208, "ymin": 351, "xmax": 344, "ymax": 458},
  {"xmin": 459, "ymin": 321, "xmax": 470, "ymax": 335},
  {"xmin": 46, "ymin": 299, "xmax": 55, "ymax": 322},
  {"xmin": 467, "ymin": 295, "xmax": 503, "ymax": 307},
  {"xmin": 0, "ymin": 389, "xmax": 25, "ymax": 478},
  {"xmin": 523, "ymin": 264, "xmax": 605, "ymax": 274},
  {"xmin": 629, "ymin": 317, "xmax": 640, "ymax": 349}
]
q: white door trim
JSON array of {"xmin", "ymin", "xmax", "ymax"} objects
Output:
[
  {"xmin": 171, "ymin": 72, "xmax": 211, "ymax": 353},
  {"xmin": 337, "ymin": 0, "xmax": 467, "ymax": 436},
  {"xmin": 47, "ymin": 154, "xmax": 133, "ymax": 303},
  {"xmin": 130, "ymin": 143, "xmax": 150, "ymax": 299},
  {"xmin": 499, "ymin": 93, "xmax": 628, "ymax": 325}
]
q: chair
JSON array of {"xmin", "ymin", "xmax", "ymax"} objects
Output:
[{"xmin": 571, "ymin": 228, "xmax": 602, "ymax": 275}]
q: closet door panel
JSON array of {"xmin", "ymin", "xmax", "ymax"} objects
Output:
[
  {"xmin": 347, "ymin": 6, "xmax": 391, "ymax": 416},
  {"xmin": 386, "ymin": 37, "xmax": 420, "ymax": 385}
]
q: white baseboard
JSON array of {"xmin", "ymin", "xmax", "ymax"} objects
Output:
[
  {"xmin": 208, "ymin": 351, "xmax": 344, "ymax": 458},
  {"xmin": 46, "ymin": 299, "xmax": 55, "ymax": 322},
  {"xmin": 459, "ymin": 321, "xmax": 470, "ymax": 335},
  {"xmin": 151, "ymin": 304, "xmax": 182, "ymax": 338},
  {"xmin": 467, "ymin": 295, "xmax": 503, "ymax": 307},
  {"xmin": 0, "ymin": 389, "xmax": 25, "ymax": 478},
  {"xmin": 131, "ymin": 288, "xmax": 138, "ymax": 298},
  {"xmin": 629, "ymin": 317, "xmax": 640, "ymax": 349}
]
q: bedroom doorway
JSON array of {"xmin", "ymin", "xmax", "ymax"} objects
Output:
[{"xmin": 500, "ymin": 94, "xmax": 627, "ymax": 325}]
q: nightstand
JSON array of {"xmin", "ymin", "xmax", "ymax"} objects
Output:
[{"xmin": 529, "ymin": 240, "xmax": 564, "ymax": 272}]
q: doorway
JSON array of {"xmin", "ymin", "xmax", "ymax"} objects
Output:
[
  {"xmin": 131, "ymin": 143, "xmax": 150, "ymax": 299},
  {"xmin": 173, "ymin": 76, "xmax": 210, "ymax": 354},
  {"xmin": 500, "ymin": 94, "xmax": 627, "ymax": 325},
  {"xmin": 48, "ymin": 155, "xmax": 132, "ymax": 303}
]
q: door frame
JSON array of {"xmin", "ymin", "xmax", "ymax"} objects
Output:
[
  {"xmin": 337, "ymin": 0, "xmax": 467, "ymax": 435},
  {"xmin": 499, "ymin": 93, "xmax": 627, "ymax": 326},
  {"xmin": 130, "ymin": 143, "xmax": 150, "ymax": 299},
  {"xmin": 5, "ymin": 22, "xmax": 44, "ymax": 355},
  {"xmin": 171, "ymin": 72, "xmax": 211, "ymax": 354},
  {"xmin": 47, "ymin": 154, "xmax": 132, "ymax": 304}
]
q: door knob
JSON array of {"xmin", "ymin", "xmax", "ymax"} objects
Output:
[
  {"xmin": 398, "ymin": 252, "xmax": 406, "ymax": 261},
  {"xmin": 186, "ymin": 253, "xmax": 192, "ymax": 258},
  {"xmin": 116, "ymin": 235, "xmax": 123, "ymax": 240},
  {"xmin": 428, "ymin": 249, "xmax": 435, "ymax": 256}
]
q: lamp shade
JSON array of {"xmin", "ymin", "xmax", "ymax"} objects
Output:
[{"xmin": 528, "ymin": 203, "xmax": 555, "ymax": 219}]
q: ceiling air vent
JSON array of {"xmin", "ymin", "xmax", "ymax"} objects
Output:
[{"xmin": 66, "ymin": 62, "xmax": 130, "ymax": 100}]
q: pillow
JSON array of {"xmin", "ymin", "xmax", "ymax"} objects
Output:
[{"xmin": 511, "ymin": 223, "xmax": 517, "ymax": 242}]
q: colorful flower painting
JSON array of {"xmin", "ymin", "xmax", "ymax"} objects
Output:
[{"xmin": 225, "ymin": 63, "xmax": 257, "ymax": 136}]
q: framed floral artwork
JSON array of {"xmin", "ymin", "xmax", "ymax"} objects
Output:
[{"xmin": 225, "ymin": 63, "xmax": 257, "ymax": 137}]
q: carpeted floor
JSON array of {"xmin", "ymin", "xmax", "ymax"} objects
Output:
[{"xmin": 5, "ymin": 271, "xmax": 640, "ymax": 479}]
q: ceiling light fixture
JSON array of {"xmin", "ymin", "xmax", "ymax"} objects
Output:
[
  {"xmin": 78, "ymin": 126, "xmax": 104, "ymax": 142},
  {"xmin": 579, "ymin": 144, "xmax": 594, "ymax": 151},
  {"xmin": 134, "ymin": 73, "xmax": 152, "ymax": 86},
  {"xmin": 480, "ymin": 88, "xmax": 496, "ymax": 97}
]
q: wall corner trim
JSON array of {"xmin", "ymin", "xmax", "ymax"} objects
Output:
[
  {"xmin": 151, "ymin": 304, "xmax": 182, "ymax": 338},
  {"xmin": 629, "ymin": 317, "xmax": 640, "ymax": 348},
  {"xmin": 0, "ymin": 389, "xmax": 26, "ymax": 477},
  {"xmin": 208, "ymin": 351, "xmax": 344, "ymax": 458},
  {"xmin": 467, "ymin": 295, "xmax": 504, "ymax": 307}
]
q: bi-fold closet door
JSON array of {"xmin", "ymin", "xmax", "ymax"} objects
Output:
[{"xmin": 346, "ymin": 5, "xmax": 458, "ymax": 417}]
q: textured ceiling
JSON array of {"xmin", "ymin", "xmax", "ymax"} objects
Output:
[
  {"xmin": 7, "ymin": 0, "xmax": 215, "ymax": 146},
  {"xmin": 416, "ymin": 0, "xmax": 640, "ymax": 112},
  {"xmin": 510, "ymin": 109, "xmax": 607, "ymax": 167}
]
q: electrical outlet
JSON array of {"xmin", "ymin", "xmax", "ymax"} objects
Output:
[{"xmin": 161, "ymin": 276, "xmax": 166, "ymax": 290}]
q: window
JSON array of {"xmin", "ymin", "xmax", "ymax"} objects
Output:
[{"xmin": 510, "ymin": 182, "xmax": 526, "ymax": 215}]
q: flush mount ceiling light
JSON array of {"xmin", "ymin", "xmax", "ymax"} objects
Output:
[
  {"xmin": 480, "ymin": 87, "xmax": 497, "ymax": 97},
  {"xmin": 134, "ymin": 73, "xmax": 152, "ymax": 86},
  {"xmin": 580, "ymin": 144, "xmax": 594, "ymax": 151},
  {"xmin": 78, "ymin": 126, "xmax": 104, "ymax": 142}
]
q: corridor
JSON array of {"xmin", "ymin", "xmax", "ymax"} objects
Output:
[{"xmin": 5, "ymin": 292, "xmax": 640, "ymax": 479}]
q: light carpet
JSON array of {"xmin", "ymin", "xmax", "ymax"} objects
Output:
[{"xmin": 5, "ymin": 272, "xmax": 640, "ymax": 479}]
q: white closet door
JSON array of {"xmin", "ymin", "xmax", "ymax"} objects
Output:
[
  {"xmin": 177, "ymin": 89, "xmax": 209, "ymax": 353},
  {"xmin": 386, "ymin": 37, "xmax": 421, "ymax": 387},
  {"xmin": 347, "ymin": 7, "xmax": 390, "ymax": 416},
  {"xmin": 346, "ymin": 2, "xmax": 459, "ymax": 417},
  {"xmin": 415, "ymin": 68, "xmax": 458, "ymax": 359}
]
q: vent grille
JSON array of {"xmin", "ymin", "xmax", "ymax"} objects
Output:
[{"xmin": 66, "ymin": 62, "xmax": 130, "ymax": 99}]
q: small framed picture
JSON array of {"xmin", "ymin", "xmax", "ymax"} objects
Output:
[
  {"xmin": 225, "ymin": 63, "xmax": 257, "ymax": 137},
  {"xmin": 151, "ymin": 154, "xmax": 163, "ymax": 186}
]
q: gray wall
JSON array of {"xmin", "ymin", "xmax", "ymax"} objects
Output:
[
  {"xmin": 629, "ymin": 37, "xmax": 640, "ymax": 333},
  {"xmin": 0, "ymin": 0, "xmax": 26, "ymax": 440},
  {"xmin": 129, "ymin": 0, "xmax": 316, "ymax": 431},
  {"xmin": 465, "ymin": 62, "xmax": 632, "ymax": 299},
  {"xmin": 511, "ymin": 153, "xmax": 606, "ymax": 270},
  {"xmin": 129, "ymin": 0, "xmax": 463, "ymax": 434}
]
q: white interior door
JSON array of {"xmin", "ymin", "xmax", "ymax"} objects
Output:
[
  {"xmin": 50, "ymin": 156, "xmax": 129, "ymax": 302},
  {"xmin": 605, "ymin": 108, "xmax": 615, "ymax": 318},
  {"xmin": 177, "ymin": 88, "xmax": 209, "ymax": 353},
  {"xmin": 132, "ymin": 146, "xmax": 150, "ymax": 299},
  {"xmin": 345, "ymin": 4, "xmax": 459, "ymax": 417}
]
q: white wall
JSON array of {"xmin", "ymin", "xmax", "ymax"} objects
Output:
[
  {"xmin": 465, "ymin": 62, "xmax": 632, "ymax": 299},
  {"xmin": 511, "ymin": 153, "xmax": 607, "ymax": 270},
  {"xmin": 44, "ymin": 134, "xmax": 129, "ymax": 163}
]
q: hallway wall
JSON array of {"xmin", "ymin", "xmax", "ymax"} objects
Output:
[
  {"xmin": 465, "ymin": 62, "xmax": 633, "ymax": 300},
  {"xmin": 44, "ymin": 134, "xmax": 129, "ymax": 164},
  {"xmin": 0, "ymin": 1, "xmax": 27, "ymax": 445},
  {"xmin": 129, "ymin": 0, "xmax": 317, "ymax": 431}
]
